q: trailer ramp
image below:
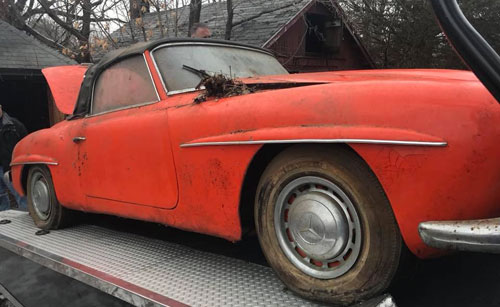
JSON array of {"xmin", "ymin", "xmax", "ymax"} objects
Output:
[{"xmin": 0, "ymin": 210, "xmax": 395, "ymax": 307}]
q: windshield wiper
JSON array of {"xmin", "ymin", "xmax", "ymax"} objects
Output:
[{"xmin": 182, "ymin": 65, "xmax": 210, "ymax": 79}]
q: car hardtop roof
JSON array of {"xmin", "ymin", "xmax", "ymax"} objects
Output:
[
  {"xmin": 95, "ymin": 38, "xmax": 273, "ymax": 72},
  {"xmin": 72, "ymin": 38, "xmax": 273, "ymax": 118}
]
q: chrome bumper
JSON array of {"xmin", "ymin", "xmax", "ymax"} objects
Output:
[{"xmin": 419, "ymin": 218, "xmax": 500, "ymax": 253}]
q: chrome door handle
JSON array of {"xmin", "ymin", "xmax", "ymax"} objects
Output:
[{"xmin": 73, "ymin": 136, "xmax": 86, "ymax": 143}]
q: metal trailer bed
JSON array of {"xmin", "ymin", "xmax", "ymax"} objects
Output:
[{"xmin": 0, "ymin": 210, "xmax": 395, "ymax": 307}]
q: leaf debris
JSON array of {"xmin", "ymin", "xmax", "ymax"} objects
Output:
[{"xmin": 195, "ymin": 74, "xmax": 255, "ymax": 104}]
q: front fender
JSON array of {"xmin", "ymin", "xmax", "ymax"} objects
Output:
[
  {"xmin": 9, "ymin": 154, "xmax": 59, "ymax": 196},
  {"xmin": 10, "ymin": 121, "xmax": 85, "ymax": 207}
]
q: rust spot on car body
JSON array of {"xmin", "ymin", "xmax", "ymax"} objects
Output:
[{"xmin": 229, "ymin": 128, "xmax": 256, "ymax": 135}]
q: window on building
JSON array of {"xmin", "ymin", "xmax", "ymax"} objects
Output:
[
  {"xmin": 92, "ymin": 56, "xmax": 158, "ymax": 115},
  {"xmin": 305, "ymin": 13, "xmax": 343, "ymax": 54}
]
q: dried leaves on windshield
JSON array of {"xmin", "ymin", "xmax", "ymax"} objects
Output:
[{"xmin": 195, "ymin": 74, "xmax": 254, "ymax": 104}]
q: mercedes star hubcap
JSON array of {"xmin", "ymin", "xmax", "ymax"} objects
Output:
[{"xmin": 275, "ymin": 176, "xmax": 362, "ymax": 279}]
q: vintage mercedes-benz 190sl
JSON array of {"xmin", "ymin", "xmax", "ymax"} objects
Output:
[{"xmin": 5, "ymin": 1, "xmax": 500, "ymax": 304}]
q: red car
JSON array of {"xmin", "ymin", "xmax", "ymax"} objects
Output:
[{"xmin": 5, "ymin": 2, "xmax": 500, "ymax": 304}]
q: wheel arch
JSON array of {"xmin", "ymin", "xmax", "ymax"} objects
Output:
[
  {"xmin": 20, "ymin": 164, "xmax": 58, "ymax": 196},
  {"xmin": 238, "ymin": 143, "xmax": 380, "ymax": 236},
  {"xmin": 20, "ymin": 165, "xmax": 30, "ymax": 195},
  {"xmin": 239, "ymin": 144, "xmax": 288, "ymax": 235},
  {"xmin": 248, "ymin": 142, "xmax": 405, "ymax": 305}
]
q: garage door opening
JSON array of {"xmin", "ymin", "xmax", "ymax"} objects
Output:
[{"xmin": 0, "ymin": 72, "xmax": 50, "ymax": 133}]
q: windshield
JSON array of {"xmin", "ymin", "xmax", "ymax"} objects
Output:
[{"xmin": 152, "ymin": 43, "xmax": 289, "ymax": 92}]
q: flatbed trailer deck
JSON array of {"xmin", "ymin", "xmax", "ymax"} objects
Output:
[{"xmin": 0, "ymin": 210, "xmax": 394, "ymax": 307}]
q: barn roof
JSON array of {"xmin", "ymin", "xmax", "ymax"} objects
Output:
[
  {"xmin": 104, "ymin": 0, "xmax": 374, "ymax": 65},
  {"xmin": 0, "ymin": 19, "xmax": 76, "ymax": 71},
  {"xmin": 111, "ymin": 0, "xmax": 312, "ymax": 49},
  {"xmin": 107, "ymin": 0, "xmax": 371, "ymax": 52}
]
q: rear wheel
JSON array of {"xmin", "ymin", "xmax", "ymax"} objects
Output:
[
  {"xmin": 255, "ymin": 145, "xmax": 402, "ymax": 305},
  {"xmin": 27, "ymin": 166, "xmax": 73, "ymax": 229}
]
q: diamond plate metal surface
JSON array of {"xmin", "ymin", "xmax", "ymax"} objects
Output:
[{"xmin": 0, "ymin": 210, "xmax": 395, "ymax": 307}]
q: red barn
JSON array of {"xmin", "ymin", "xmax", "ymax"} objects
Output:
[{"xmin": 107, "ymin": 0, "xmax": 374, "ymax": 72}]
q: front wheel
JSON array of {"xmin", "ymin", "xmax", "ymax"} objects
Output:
[
  {"xmin": 27, "ymin": 165, "xmax": 73, "ymax": 230},
  {"xmin": 255, "ymin": 145, "xmax": 402, "ymax": 305}
]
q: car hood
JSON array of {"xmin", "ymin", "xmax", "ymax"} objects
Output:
[{"xmin": 42, "ymin": 65, "xmax": 88, "ymax": 115}]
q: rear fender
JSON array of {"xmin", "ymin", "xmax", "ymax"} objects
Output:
[{"xmin": 181, "ymin": 125, "xmax": 447, "ymax": 249}]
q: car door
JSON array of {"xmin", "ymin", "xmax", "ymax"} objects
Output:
[{"xmin": 77, "ymin": 55, "xmax": 178, "ymax": 209}]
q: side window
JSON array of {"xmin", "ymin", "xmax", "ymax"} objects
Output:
[{"xmin": 92, "ymin": 55, "xmax": 158, "ymax": 115}]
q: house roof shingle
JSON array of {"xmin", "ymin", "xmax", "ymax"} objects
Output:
[
  {"xmin": 110, "ymin": 0, "xmax": 312, "ymax": 49},
  {"xmin": 0, "ymin": 19, "xmax": 76, "ymax": 70}
]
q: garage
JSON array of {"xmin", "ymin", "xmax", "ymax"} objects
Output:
[{"xmin": 0, "ymin": 19, "xmax": 75, "ymax": 132}]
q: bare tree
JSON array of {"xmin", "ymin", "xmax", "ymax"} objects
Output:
[
  {"xmin": 333, "ymin": 0, "xmax": 500, "ymax": 68},
  {"xmin": 148, "ymin": 0, "xmax": 166, "ymax": 37},
  {"xmin": 129, "ymin": 0, "xmax": 149, "ymax": 19},
  {"xmin": 3, "ymin": 0, "xmax": 125, "ymax": 62},
  {"xmin": 188, "ymin": 0, "xmax": 201, "ymax": 36},
  {"xmin": 175, "ymin": 0, "xmax": 179, "ymax": 36},
  {"xmin": 224, "ymin": 0, "xmax": 232, "ymax": 40}
]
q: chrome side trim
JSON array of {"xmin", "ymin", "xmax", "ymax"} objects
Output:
[
  {"xmin": 150, "ymin": 49, "xmax": 169, "ymax": 93},
  {"xmin": 167, "ymin": 87, "xmax": 204, "ymax": 96},
  {"xmin": 10, "ymin": 162, "xmax": 59, "ymax": 166},
  {"xmin": 86, "ymin": 100, "xmax": 160, "ymax": 118},
  {"xmin": 419, "ymin": 218, "xmax": 500, "ymax": 253},
  {"xmin": 180, "ymin": 139, "xmax": 448, "ymax": 148}
]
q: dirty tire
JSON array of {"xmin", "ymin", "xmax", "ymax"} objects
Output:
[
  {"xmin": 255, "ymin": 145, "xmax": 402, "ymax": 306},
  {"xmin": 27, "ymin": 165, "xmax": 73, "ymax": 230}
]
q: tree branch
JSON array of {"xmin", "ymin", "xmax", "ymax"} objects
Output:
[
  {"xmin": 37, "ymin": 0, "xmax": 86, "ymax": 40},
  {"xmin": 6, "ymin": 0, "xmax": 67, "ymax": 53},
  {"xmin": 25, "ymin": 8, "xmax": 125, "ymax": 22},
  {"xmin": 225, "ymin": 0, "xmax": 233, "ymax": 40},
  {"xmin": 23, "ymin": 24, "xmax": 67, "ymax": 51}
]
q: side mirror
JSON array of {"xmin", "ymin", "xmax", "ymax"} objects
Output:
[{"xmin": 431, "ymin": 0, "xmax": 500, "ymax": 103}]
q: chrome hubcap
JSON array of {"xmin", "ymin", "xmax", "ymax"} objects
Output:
[
  {"xmin": 275, "ymin": 176, "xmax": 362, "ymax": 279},
  {"xmin": 30, "ymin": 173, "xmax": 51, "ymax": 220}
]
